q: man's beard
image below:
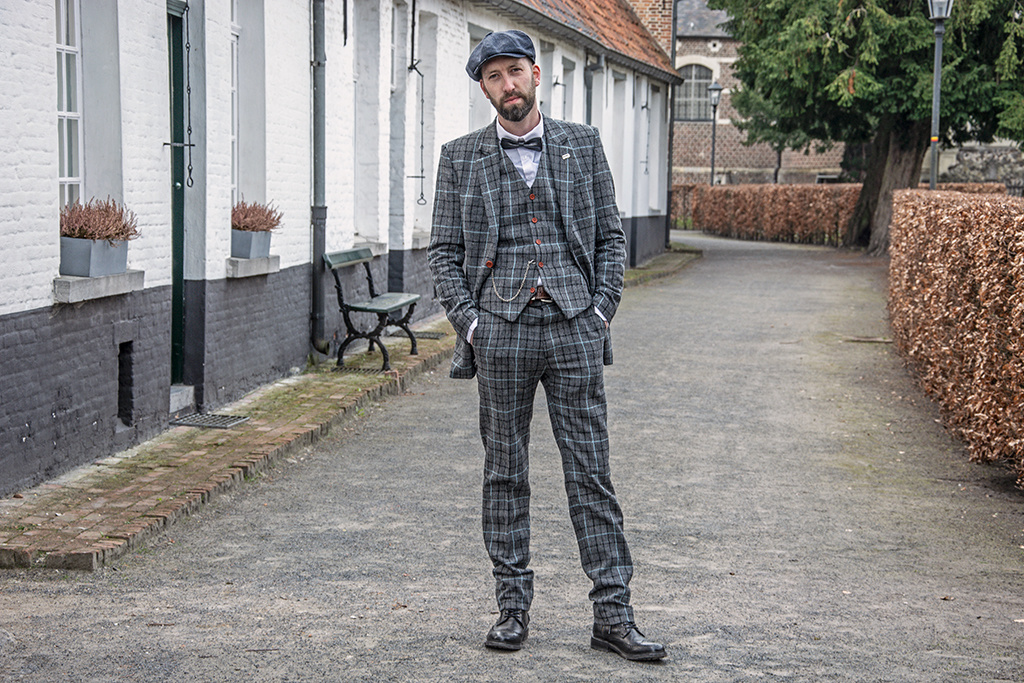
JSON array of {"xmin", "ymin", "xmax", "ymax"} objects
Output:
[{"xmin": 491, "ymin": 87, "xmax": 536, "ymax": 122}]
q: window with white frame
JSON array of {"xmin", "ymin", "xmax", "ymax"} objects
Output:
[
  {"xmin": 56, "ymin": 0, "xmax": 83, "ymax": 207},
  {"xmin": 231, "ymin": 0, "xmax": 240, "ymax": 204},
  {"xmin": 674, "ymin": 64, "xmax": 713, "ymax": 121}
]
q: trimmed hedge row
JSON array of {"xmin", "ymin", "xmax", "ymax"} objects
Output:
[
  {"xmin": 889, "ymin": 190, "xmax": 1024, "ymax": 482},
  {"xmin": 678, "ymin": 183, "xmax": 1007, "ymax": 245},
  {"xmin": 690, "ymin": 184, "xmax": 861, "ymax": 245}
]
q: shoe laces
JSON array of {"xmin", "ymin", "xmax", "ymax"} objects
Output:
[
  {"xmin": 619, "ymin": 621, "xmax": 645, "ymax": 637},
  {"xmin": 500, "ymin": 609, "xmax": 526, "ymax": 625}
]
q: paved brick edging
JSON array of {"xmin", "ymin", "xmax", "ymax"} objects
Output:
[{"xmin": 0, "ymin": 344, "xmax": 452, "ymax": 572}]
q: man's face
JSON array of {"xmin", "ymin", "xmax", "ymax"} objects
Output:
[{"xmin": 479, "ymin": 56, "xmax": 540, "ymax": 123}]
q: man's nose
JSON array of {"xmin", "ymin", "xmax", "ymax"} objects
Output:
[{"xmin": 502, "ymin": 75, "xmax": 517, "ymax": 92}]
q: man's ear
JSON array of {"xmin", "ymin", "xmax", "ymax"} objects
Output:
[{"xmin": 532, "ymin": 62, "xmax": 541, "ymax": 87}]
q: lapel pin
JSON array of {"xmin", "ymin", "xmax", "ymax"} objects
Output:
[{"xmin": 562, "ymin": 153, "xmax": 570, "ymax": 160}]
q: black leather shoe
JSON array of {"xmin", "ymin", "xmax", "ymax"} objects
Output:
[
  {"xmin": 591, "ymin": 622, "xmax": 666, "ymax": 661},
  {"xmin": 485, "ymin": 609, "xmax": 529, "ymax": 650}
]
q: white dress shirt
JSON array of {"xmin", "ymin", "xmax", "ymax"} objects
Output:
[{"xmin": 496, "ymin": 116, "xmax": 544, "ymax": 187}]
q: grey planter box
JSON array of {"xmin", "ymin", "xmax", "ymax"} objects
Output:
[
  {"xmin": 59, "ymin": 236, "xmax": 128, "ymax": 277},
  {"xmin": 231, "ymin": 229, "xmax": 272, "ymax": 259}
]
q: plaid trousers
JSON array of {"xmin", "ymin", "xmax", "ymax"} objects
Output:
[{"xmin": 473, "ymin": 302, "xmax": 634, "ymax": 626}]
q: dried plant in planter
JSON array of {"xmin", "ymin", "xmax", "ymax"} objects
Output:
[
  {"xmin": 60, "ymin": 198, "xmax": 140, "ymax": 244},
  {"xmin": 232, "ymin": 200, "xmax": 283, "ymax": 232}
]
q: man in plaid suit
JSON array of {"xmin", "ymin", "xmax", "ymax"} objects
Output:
[{"xmin": 428, "ymin": 30, "xmax": 666, "ymax": 661}]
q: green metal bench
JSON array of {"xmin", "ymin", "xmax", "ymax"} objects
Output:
[{"xmin": 323, "ymin": 248, "xmax": 421, "ymax": 371}]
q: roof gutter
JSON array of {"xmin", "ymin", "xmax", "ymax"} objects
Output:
[{"xmin": 477, "ymin": 0, "xmax": 682, "ymax": 84}]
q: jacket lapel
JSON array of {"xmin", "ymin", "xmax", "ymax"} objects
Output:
[
  {"xmin": 544, "ymin": 121, "xmax": 587, "ymax": 266},
  {"xmin": 473, "ymin": 126, "xmax": 503, "ymax": 293}
]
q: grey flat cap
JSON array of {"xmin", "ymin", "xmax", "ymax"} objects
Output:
[{"xmin": 465, "ymin": 30, "xmax": 536, "ymax": 81}]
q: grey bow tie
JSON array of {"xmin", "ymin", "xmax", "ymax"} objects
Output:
[{"xmin": 500, "ymin": 137, "xmax": 543, "ymax": 152}]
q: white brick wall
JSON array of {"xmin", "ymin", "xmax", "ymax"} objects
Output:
[
  {"xmin": 0, "ymin": 2, "xmax": 62, "ymax": 316},
  {"xmin": 202, "ymin": 0, "xmax": 235, "ymax": 280},
  {"xmin": 325, "ymin": 0, "xmax": 356, "ymax": 254},
  {"xmin": 118, "ymin": 0, "xmax": 173, "ymax": 287},
  {"xmin": 264, "ymin": 0, "xmax": 312, "ymax": 270}
]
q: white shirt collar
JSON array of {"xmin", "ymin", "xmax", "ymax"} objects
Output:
[{"xmin": 496, "ymin": 114, "xmax": 544, "ymax": 143}]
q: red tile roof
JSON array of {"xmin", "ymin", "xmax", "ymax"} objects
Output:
[{"xmin": 485, "ymin": 0, "xmax": 679, "ymax": 81}]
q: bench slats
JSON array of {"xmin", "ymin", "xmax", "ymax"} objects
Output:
[
  {"xmin": 323, "ymin": 248, "xmax": 374, "ymax": 269},
  {"xmin": 348, "ymin": 292, "xmax": 421, "ymax": 314}
]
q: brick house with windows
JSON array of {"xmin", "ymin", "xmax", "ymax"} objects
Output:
[
  {"xmin": 671, "ymin": 0, "xmax": 844, "ymax": 185},
  {"xmin": 0, "ymin": 0, "xmax": 677, "ymax": 496}
]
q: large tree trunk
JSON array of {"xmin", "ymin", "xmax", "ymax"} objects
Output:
[
  {"xmin": 843, "ymin": 120, "xmax": 892, "ymax": 247},
  {"xmin": 843, "ymin": 118, "xmax": 929, "ymax": 254},
  {"xmin": 866, "ymin": 119, "xmax": 929, "ymax": 256}
]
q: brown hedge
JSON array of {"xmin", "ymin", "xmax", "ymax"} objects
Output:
[
  {"xmin": 683, "ymin": 183, "xmax": 1006, "ymax": 245},
  {"xmin": 690, "ymin": 184, "xmax": 861, "ymax": 245},
  {"xmin": 889, "ymin": 190, "xmax": 1024, "ymax": 483}
]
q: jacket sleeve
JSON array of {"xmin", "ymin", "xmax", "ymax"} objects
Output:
[
  {"xmin": 427, "ymin": 143, "xmax": 479, "ymax": 342},
  {"xmin": 589, "ymin": 129, "xmax": 627, "ymax": 322}
]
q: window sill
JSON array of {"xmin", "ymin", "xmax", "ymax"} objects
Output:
[
  {"xmin": 353, "ymin": 239, "xmax": 388, "ymax": 257},
  {"xmin": 53, "ymin": 270, "xmax": 145, "ymax": 304},
  {"xmin": 226, "ymin": 255, "xmax": 280, "ymax": 278}
]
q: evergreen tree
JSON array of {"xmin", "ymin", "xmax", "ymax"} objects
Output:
[{"xmin": 708, "ymin": 0, "xmax": 1024, "ymax": 254}]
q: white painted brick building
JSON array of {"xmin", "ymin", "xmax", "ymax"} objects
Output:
[{"xmin": 0, "ymin": 0, "xmax": 677, "ymax": 495}]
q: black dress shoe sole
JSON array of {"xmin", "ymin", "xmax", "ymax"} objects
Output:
[
  {"xmin": 484, "ymin": 633, "xmax": 527, "ymax": 651},
  {"xmin": 590, "ymin": 636, "xmax": 667, "ymax": 661}
]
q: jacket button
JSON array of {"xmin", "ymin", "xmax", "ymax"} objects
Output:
[
  {"xmin": 531, "ymin": 217, "xmax": 538, "ymax": 223},
  {"xmin": 538, "ymin": 262, "xmax": 544, "ymax": 268},
  {"xmin": 535, "ymin": 239, "xmax": 542, "ymax": 245},
  {"xmin": 529, "ymin": 287, "xmax": 536, "ymax": 293},
  {"xmin": 485, "ymin": 260, "xmax": 493, "ymax": 268}
]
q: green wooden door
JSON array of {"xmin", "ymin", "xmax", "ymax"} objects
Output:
[{"xmin": 167, "ymin": 11, "xmax": 185, "ymax": 384}]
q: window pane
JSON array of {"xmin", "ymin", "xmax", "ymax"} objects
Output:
[
  {"xmin": 66, "ymin": 118, "xmax": 79, "ymax": 176},
  {"xmin": 675, "ymin": 64, "xmax": 713, "ymax": 120},
  {"xmin": 64, "ymin": 0, "xmax": 76, "ymax": 47},
  {"xmin": 67, "ymin": 183, "xmax": 79, "ymax": 206},
  {"xmin": 58, "ymin": 120, "xmax": 66, "ymax": 175},
  {"xmin": 56, "ymin": 54, "xmax": 65, "ymax": 110},
  {"xmin": 65, "ymin": 53, "xmax": 77, "ymax": 112},
  {"xmin": 55, "ymin": 0, "xmax": 62, "ymax": 44}
]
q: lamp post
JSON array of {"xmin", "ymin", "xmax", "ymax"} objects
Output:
[
  {"xmin": 708, "ymin": 81, "xmax": 723, "ymax": 186},
  {"xmin": 928, "ymin": 0, "xmax": 954, "ymax": 190}
]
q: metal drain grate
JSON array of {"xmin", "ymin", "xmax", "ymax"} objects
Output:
[{"xmin": 170, "ymin": 413, "xmax": 250, "ymax": 429}]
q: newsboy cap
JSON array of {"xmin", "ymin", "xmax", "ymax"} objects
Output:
[{"xmin": 465, "ymin": 30, "xmax": 536, "ymax": 81}]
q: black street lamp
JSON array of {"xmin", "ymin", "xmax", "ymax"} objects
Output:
[
  {"xmin": 708, "ymin": 81, "xmax": 723, "ymax": 186},
  {"xmin": 928, "ymin": 0, "xmax": 954, "ymax": 190}
]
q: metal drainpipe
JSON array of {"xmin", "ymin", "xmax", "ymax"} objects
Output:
[
  {"xmin": 310, "ymin": 0, "xmax": 330, "ymax": 354},
  {"xmin": 665, "ymin": 0, "xmax": 678, "ymax": 247},
  {"xmin": 584, "ymin": 54, "xmax": 604, "ymax": 126}
]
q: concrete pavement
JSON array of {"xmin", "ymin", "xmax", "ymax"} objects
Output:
[{"xmin": 0, "ymin": 232, "xmax": 1022, "ymax": 681}]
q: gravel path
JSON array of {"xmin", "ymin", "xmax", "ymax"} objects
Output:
[{"xmin": 1, "ymin": 233, "xmax": 1022, "ymax": 682}]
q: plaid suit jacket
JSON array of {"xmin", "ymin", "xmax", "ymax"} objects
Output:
[{"xmin": 428, "ymin": 117, "xmax": 627, "ymax": 379}]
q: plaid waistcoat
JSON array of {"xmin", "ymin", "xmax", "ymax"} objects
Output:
[{"xmin": 477, "ymin": 147, "xmax": 591, "ymax": 322}]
